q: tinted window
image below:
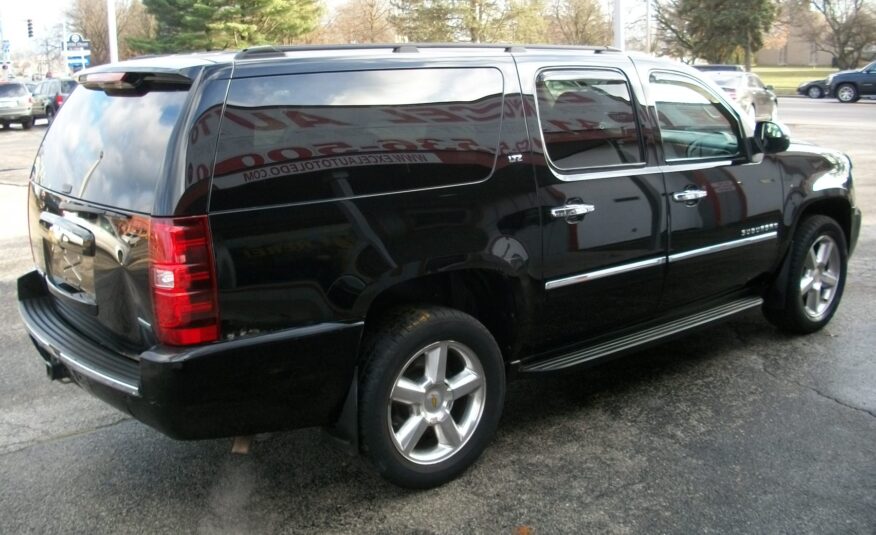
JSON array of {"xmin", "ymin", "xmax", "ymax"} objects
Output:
[
  {"xmin": 33, "ymin": 86, "xmax": 189, "ymax": 214},
  {"xmin": 210, "ymin": 68, "xmax": 503, "ymax": 211},
  {"xmin": 61, "ymin": 80, "xmax": 78, "ymax": 93},
  {"xmin": 0, "ymin": 84, "xmax": 28, "ymax": 97},
  {"xmin": 535, "ymin": 70, "xmax": 642, "ymax": 170},
  {"xmin": 650, "ymin": 72, "xmax": 740, "ymax": 161}
]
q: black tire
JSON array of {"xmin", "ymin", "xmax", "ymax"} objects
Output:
[
  {"xmin": 46, "ymin": 108, "xmax": 55, "ymax": 125},
  {"xmin": 807, "ymin": 86, "xmax": 823, "ymax": 99},
  {"xmin": 764, "ymin": 215, "xmax": 847, "ymax": 334},
  {"xmin": 835, "ymin": 83, "xmax": 859, "ymax": 103},
  {"xmin": 20, "ymin": 117, "xmax": 33, "ymax": 130},
  {"xmin": 359, "ymin": 306, "xmax": 505, "ymax": 489}
]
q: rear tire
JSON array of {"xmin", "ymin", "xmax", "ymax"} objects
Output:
[
  {"xmin": 358, "ymin": 306, "xmax": 505, "ymax": 489},
  {"xmin": 20, "ymin": 118, "xmax": 33, "ymax": 130},
  {"xmin": 46, "ymin": 108, "xmax": 55, "ymax": 125},
  {"xmin": 764, "ymin": 216, "xmax": 847, "ymax": 334}
]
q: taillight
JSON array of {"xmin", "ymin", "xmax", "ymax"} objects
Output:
[
  {"xmin": 149, "ymin": 216, "xmax": 220, "ymax": 345},
  {"xmin": 55, "ymin": 94, "xmax": 64, "ymax": 106}
]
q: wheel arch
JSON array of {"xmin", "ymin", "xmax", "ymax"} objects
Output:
[
  {"xmin": 361, "ymin": 268, "xmax": 535, "ymax": 365},
  {"xmin": 766, "ymin": 197, "xmax": 853, "ymax": 312}
]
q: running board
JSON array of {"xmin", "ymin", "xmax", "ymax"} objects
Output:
[{"xmin": 520, "ymin": 296, "xmax": 763, "ymax": 373}]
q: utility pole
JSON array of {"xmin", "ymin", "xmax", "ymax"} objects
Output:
[
  {"xmin": 613, "ymin": 0, "xmax": 625, "ymax": 51},
  {"xmin": 107, "ymin": 0, "xmax": 119, "ymax": 63}
]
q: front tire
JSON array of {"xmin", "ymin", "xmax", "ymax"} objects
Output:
[
  {"xmin": 764, "ymin": 216, "xmax": 847, "ymax": 334},
  {"xmin": 807, "ymin": 86, "xmax": 823, "ymax": 99},
  {"xmin": 836, "ymin": 83, "xmax": 859, "ymax": 103},
  {"xmin": 359, "ymin": 306, "xmax": 505, "ymax": 489}
]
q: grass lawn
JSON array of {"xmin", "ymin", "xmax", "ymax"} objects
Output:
[{"xmin": 752, "ymin": 66, "xmax": 838, "ymax": 96}]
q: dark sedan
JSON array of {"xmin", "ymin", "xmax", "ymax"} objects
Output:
[{"xmin": 798, "ymin": 78, "xmax": 828, "ymax": 98}]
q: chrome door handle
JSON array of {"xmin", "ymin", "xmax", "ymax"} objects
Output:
[
  {"xmin": 672, "ymin": 189, "xmax": 708, "ymax": 203},
  {"xmin": 551, "ymin": 203, "xmax": 596, "ymax": 222}
]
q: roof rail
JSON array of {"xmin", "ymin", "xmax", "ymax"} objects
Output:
[{"xmin": 234, "ymin": 46, "xmax": 286, "ymax": 60}]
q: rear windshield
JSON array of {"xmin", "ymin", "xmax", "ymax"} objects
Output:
[
  {"xmin": 0, "ymin": 84, "xmax": 28, "ymax": 97},
  {"xmin": 33, "ymin": 85, "xmax": 189, "ymax": 214}
]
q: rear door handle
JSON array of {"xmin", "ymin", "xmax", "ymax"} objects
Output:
[
  {"xmin": 551, "ymin": 203, "xmax": 596, "ymax": 223},
  {"xmin": 672, "ymin": 189, "xmax": 708, "ymax": 203}
]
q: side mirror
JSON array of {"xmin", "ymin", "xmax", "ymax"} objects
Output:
[
  {"xmin": 765, "ymin": 84, "xmax": 775, "ymax": 91},
  {"xmin": 754, "ymin": 121, "xmax": 790, "ymax": 154}
]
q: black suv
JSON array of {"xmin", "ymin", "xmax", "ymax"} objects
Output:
[
  {"xmin": 828, "ymin": 60, "xmax": 876, "ymax": 102},
  {"xmin": 18, "ymin": 45, "xmax": 861, "ymax": 489}
]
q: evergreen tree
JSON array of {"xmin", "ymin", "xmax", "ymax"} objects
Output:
[{"xmin": 130, "ymin": 0, "xmax": 321, "ymax": 53}]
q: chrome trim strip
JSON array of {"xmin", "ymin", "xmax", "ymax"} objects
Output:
[
  {"xmin": 521, "ymin": 296, "xmax": 764, "ymax": 372},
  {"xmin": 545, "ymin": 256, "xmax": 666, "ymax": 290},
  {"xmin": 57, "ymin": 351, "xmax": 140, "ymax": 397},
  {"xmin": 659, "ymin": 160, "xmax": 733, "ymax": 172},
  {"xmin": 669, "ymin": 231, "xmax": 777, "ymax": 263}
]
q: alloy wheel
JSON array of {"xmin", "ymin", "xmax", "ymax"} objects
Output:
[
  {"xmin": 387, "ymin": 340, "xmax": 486, "ymax": 465},
  {"xmin": 800, "ymin": 235, "xmax": 841, "ymax": 320},
  {"xmin": 837, "ymin": 85, "xmax": 856, "ymax": 102}
]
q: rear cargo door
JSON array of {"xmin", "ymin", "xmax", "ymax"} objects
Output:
[{"xmin": 28, "ymin": 72, "xmax": 194, "ymax": 353}]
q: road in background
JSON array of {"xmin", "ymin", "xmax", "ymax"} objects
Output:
[{"xmin": 0, "ymin": 99, "xmax": 874, "ymax": 533}]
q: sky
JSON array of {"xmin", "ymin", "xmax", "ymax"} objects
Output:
[{"xmin": 0, "ymin": 0, "xmax": 69, "ymax": 53}]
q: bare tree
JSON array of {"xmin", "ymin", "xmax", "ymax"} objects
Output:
[
  {"xmin": 67, "ymin": 0, "xmax": 154, "ymax": 65},
  {"xmin": 328, "ymin": 0, "xmax": 396, "ymax": 43},
  {"xmin": 796, "ymin": 0, "xmax": 876, "ymax": 68},
  {"xmin": 549, "ymin": 0, "xmax": 611, "ymax": 45}
]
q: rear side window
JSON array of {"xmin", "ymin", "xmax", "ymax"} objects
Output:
[
  {"xmin": 535, "ymin": 69, "xmax": 643, "ymax": 170},
  {"xmin": 0, "ymin": 84, "xmax": 28, "ymax": 97},
  {"xmin": 33, "ymin": 84, "xmax": 189, "ymax": 214},
  {"xmin": 210, "ymin": 68, "xmax": 504, "ymax": 211}
]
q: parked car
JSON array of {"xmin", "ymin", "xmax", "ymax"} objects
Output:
[
  {"xmin": 18, "ymin": 45, "xmax": 861, "ymax": 489},
  {"xmin": 704, "ymin": 70, "xmax": 779, "ymax": 121},
  {"xmin": 30, "ymin": 78, "xmax": 78, "ymax": 124},
  {"xmin": 0, "ymin": 81, "xmax": 33, "ymax": 129},
  {"xmin": 693, "ymin": 64, "xmax": 745, "ymax": 72},
  {"xmin": 827, "ymin": 61, "xmax": 876, "ymax": 102},
  {"xmin": 797, "ymin": 78, "xmax": 828, "ymax": 99}
]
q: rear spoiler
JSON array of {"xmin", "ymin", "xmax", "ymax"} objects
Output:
[{"xmin": 77, "ymin": 71, "xmax": 192, "ymax": 93}]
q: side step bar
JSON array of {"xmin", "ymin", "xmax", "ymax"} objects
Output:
[{"xmin": 520, "ymin": 296, "xmax": 763, "ymax": 373}]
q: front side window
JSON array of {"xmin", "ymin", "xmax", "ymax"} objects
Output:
[
  {"xmin": 650, "ymin": 72, "xmax": 740, "ymax": 161},
  {"xmin": 536, "ymin": 69, "xmax": 643, "ymax": 170}
]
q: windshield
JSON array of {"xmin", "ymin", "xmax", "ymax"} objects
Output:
[
  {"xmin": 33, "ymin": 85, "xmax": 189, "ymax": 214},
  {"xmin": 0, "ymin": 84, "xmax": 28, "ymax": 97}
]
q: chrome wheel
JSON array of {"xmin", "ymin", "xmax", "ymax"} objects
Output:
[
  {"xmin": 800, "ymin": 235, "xmax": 841, "ymax": 320},
  {"xmin": 807, "ymin": 86, "xmax": 822, "ymax": 99},
  {"xmin": 387, "ymin": 340, "xmax": 486, "ymax": 465}
]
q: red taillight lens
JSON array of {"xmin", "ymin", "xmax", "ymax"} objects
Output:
[
  {"xmin": 149, "ymin": 216, "xmax": 219, "ymax": 346},
  {"xmin": 56, "ymin": 94, "xmax": 64, "ymax": 106}
]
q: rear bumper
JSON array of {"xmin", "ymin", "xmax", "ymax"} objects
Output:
[
  {"xmin": 18, "ymin": 270, "xmax": 363, "ymax": 440},
  {"xmin": 0, "ymin": 106, "xmax": 32, "ymax": 121}
]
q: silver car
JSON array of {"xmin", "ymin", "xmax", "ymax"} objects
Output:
[
  {"xmin": 705, "ymin": 71, "xmax": 778, "ymax": 121},
  {"xmin": 0, "ymin": 82, "xmax": 34, "ymax": 130}
]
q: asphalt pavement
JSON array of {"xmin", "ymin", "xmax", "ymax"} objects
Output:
[{"xmin": 0, "ymin": 98, "xmax": 874, "ymax": 534}]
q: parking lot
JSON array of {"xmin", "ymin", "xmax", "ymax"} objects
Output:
[{"xmin": 0, "ymin": 97, "xmax": 874, "ymax": 533}]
